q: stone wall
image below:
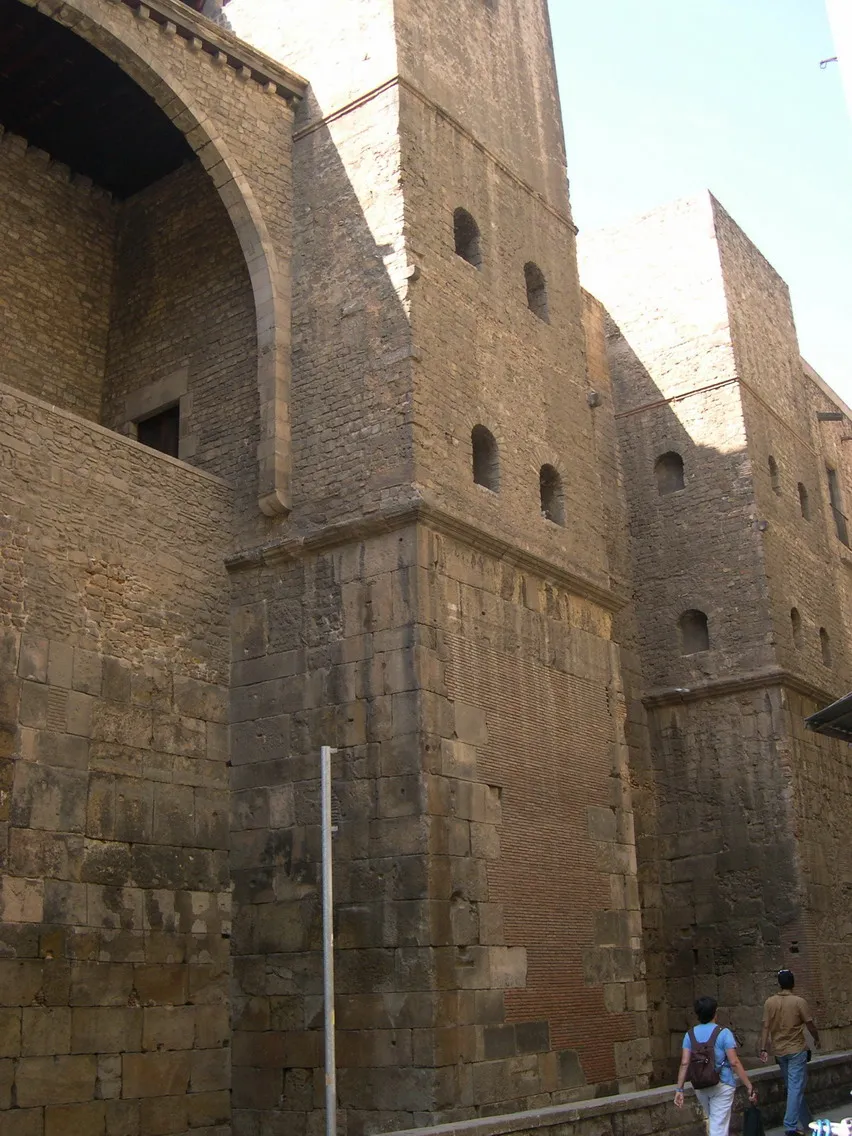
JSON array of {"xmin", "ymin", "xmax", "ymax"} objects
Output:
[
  {"xmin": 0, "ymin": 129, "xmax": 115, "ymax": 421},
  {"xmin": 380, "ymin": 1051, "xmax": 852, "ymax": 1136},
  {"xmin": 580, "ymin": 194, "xmax": 852, "ymax": 1078},
  {"xmin": 0, "ymin": 385, "xmax": 233, "ymax": 1135},
  {"xmin": 227, "ymin": 516, "xmax": 649, "ymax": 1135}
]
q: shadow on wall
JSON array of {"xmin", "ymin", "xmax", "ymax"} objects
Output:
[{"xmin": 602, "ymin": 321, "xmax": 808, "ymax": 1083}]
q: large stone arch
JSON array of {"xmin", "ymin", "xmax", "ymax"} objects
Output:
[{"xmin": 26, "ymin": 0, "xmax": 298, "ymax": 516}]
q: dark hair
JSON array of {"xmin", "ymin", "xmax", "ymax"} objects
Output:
[
  {"xmin": 694, "ymin": 996, "xmax": 718, "ymax": 1024},
  {"xmin": 778, "ymin": 969, "xmax": 795, "ymax": 990}
]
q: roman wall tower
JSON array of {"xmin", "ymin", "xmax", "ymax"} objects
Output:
[
  {"xmin": 223, "ymin": 0, "xmax": 652, "ymax": 1130},
  {"xmin": 581, "ymin": 194, "xmax": 852, "ymax": 1077}
]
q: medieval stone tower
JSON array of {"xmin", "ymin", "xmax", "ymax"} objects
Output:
[
  {"xmin": 5, "ymin": 0, "xmax": 852, "ymax": 1132},
  {"xmin": 222, "ymin": 0, "xmax": 650, "ymax": 1129},
  {"xmin": 0, "ymin": 0, "xmax": 652, "ymax": 1132}
]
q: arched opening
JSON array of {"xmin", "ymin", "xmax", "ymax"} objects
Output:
[
  {"xmin": 454, "ymin": 208, "xmax": 482, "ymax": 269},
  {"xmin": 0, "ymin": 0, "xmax": 292, "ymax": 513},
  {"xmin": 524, "ymin": 262, "xmax": 549, "ymax": 322},
  {"xmin": 768, "ymin": 455, "xmax": 781, "ymax": 495},
  {"xmin": 820, "ymin": 627, "xmax": 832, "ymax": 667},
  {"xmin": 539, "ymin": 464, "xmax": 565, "ymax": 525},
  {"xmin": 679, "ymin": 609, "xmax": 709, "ymax": 654},
  {"xmin": 654, "ymin": 451, "xmax": 685, "ymax": 495},
  {"xmin": 791, "ymin": 607, "xmax": 802, "ymax": 649},
  {"xmin": 471, "ymin": 425, "xmax": 499, "ymax": 491},
  {"xmin": 797, "ymin": 483, "xmax": 810, "ymax": 519}
]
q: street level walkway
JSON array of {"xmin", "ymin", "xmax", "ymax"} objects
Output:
[{"xmin": 766, "ymin": 1103, "xmax": 852, "ymax": 1136}]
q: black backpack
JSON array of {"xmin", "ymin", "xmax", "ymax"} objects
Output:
[{"xmin": 687, "ymin": 1025, "xmax": 722, "ymax": 1088}]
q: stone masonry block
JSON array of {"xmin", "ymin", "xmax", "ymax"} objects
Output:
[
  {"xmin": 0, "ymin": 1107, "xmax": 43, "ymax": 1136},
  {"xmin": 22, "ymin": 1007, "xmax": 71, "ymax": 1056},
  {"xmin": 123, "ymin": 1051, "xmax": 191, "ymax": 1098},
  {"xmin": 18, "ymin": 637, "xmax": 48, "ymax": 684},
  {"xmin": 142, "ymin": 1006, "xmax": 196, "ymax": 1052},
  {"xmin": 71, "ymin": 1007, "xmax": 142, "ymax": 1054},
  {"xmin": 47, "ymin": 642, "xmax": 74, "ymax": 690},
  {"xmin": 101, "ymin": 657, "xmax": 131, "ymax": 704},
  {"xmin": 19, "ymin": 681, "xmax": 49, "ymax": 729},
  {"xmin": 72, "ymin": 650, "xmax": 102, "ymax": 696},
  {"xmin": 0, "ymin": 876, "xmax": 44, "ymax": 922},
  {"xmin": 44, "ymin": 1101, "xmax": 107, "ymax": 1136},
  {"xmin": 15, "ymin": 1054, "xmax": 97, "ymax": 1107},
  {"xmin": 0, "ymin": 1008, "xmax": 21, "ymax": 1058}
]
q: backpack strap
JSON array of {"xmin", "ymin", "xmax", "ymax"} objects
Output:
[{"xmin": 688, "ymin": 1027, "xmax": 698, "ymax": 1047}]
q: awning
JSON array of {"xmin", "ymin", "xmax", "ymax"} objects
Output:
[{"xmin": 805, "ymin": 692, "xmax": 852, "ymax": 740}]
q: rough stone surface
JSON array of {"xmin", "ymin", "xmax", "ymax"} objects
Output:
[{"xmin": 3, "ymin": 1, "xmax": 852, "ymax": 1134}]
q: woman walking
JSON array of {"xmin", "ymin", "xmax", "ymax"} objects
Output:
[{"xmin": 674, "ymin": 995, "xmax": 758, "ymax": 1136}]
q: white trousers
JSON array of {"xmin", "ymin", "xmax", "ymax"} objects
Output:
[{"xmin": 695, "ymin": 1082, "xmax": 736, "ymax": 1136}]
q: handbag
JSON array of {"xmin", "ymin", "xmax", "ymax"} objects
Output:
[{"xmin": 742, "ymin": 1104, "xmax": 766, "ymax": 1136}]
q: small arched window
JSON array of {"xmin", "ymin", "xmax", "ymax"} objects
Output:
[
  {"xmin": 539, "ymin": 464, "xmax": 565, "ymax": 525},
  {"xmin": 524, "ymin": 262, "xmax": 549, "ymax": 323},
  {"xmin": 768, "ymin": 456, "xmax": 781, "ymax": 495},
  {"xmin": 679, "ymin": 609, "xmax": 709, "ymax": 655},
  {"xmin": 797, "ymin": 483, "xmax": 810, "ymax": 520},
  {"xmin": 471, "ymin": 425, "xmax": 499, "ymax": 491},
  {"xmin": 655, "ymin": 452, "xmax": 684, "ymax": 496},
  {"xmin": 454, "ymin": 208, "xmax": 482, "ymax": 269},
  {"xmin": 820, "ymin": 627, "xmax": 832, "ymax": 667},
  {"xmin": 791, "ymin": 608, "xmax": 802, "ymax": 649}
]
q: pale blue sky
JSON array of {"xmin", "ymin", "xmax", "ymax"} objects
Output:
[{"xmin": 550, "ymin": 0, "xmax": 852, "ymax": 400}]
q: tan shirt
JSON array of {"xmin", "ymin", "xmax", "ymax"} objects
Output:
[{"xmin": 762, "ymin": 990, "xmax": 812, "ymax": 1056}]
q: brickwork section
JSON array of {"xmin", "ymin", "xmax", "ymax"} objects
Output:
[
  {"xmin": 438, "ymin": 534, "xmax": 647, "ymax": 1094},
  {"xmin": 0, "ymin": 386, "xmax": 233, "ymax": 1134},
  {"xmin": 0, "ymin": 130, "xmax": 114, "ymax": 421}
]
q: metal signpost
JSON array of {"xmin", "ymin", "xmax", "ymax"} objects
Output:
[{"xmin": 320, "ymin": 745, "xmax": 337, "ymax": 1136}]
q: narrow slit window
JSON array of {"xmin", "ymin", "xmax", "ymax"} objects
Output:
[
  {"xmin": 791, "ymin": 607, "xmax": 802, "ymax": 649},
  {"xmin": 679, "ymin": 609, "xmax": 709, "ymax": 655},
  {"xmin": 797, "ymin": 483, "xmax": 810, "ymax": 520},
  {"xmin": 540, "ymin": 464, "xmax": 565, "ymax": 525},
  {"xmin": 471, "ymin": 425, "xmax": 499, "ymax": 491},
  {"xmin": 137, "ymin": 404, "xmax": 180, "ymax": 458},
  {"xmin": 820, "ymin": 627, "xmax": 832, "ymax": 667},
  {"xmin": 524, "ymin": 262, "xmax": 549, "ymax": 322},
  {"xmin": 454, "ymin": 208, "xmax": 482, "ymax": 269},
  {"xmin": 654, "ymin": 451, "xmax": 684, "ymax": 495},
  {"xmin": 768, "ymin": 456, "xmax": 781, "ymax": 495},
  {"xmin": 827, "ymin": 467, "xmax": 849, "ymax": 546}
]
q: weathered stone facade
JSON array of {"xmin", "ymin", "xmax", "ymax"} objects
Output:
[
  {"xmin": 580, "ymin": 193, "xmax": 852, "ymax": 1077},
  {"xmin": 1, "ymin": 3, "xmax": 850, "ymax": 1136}
]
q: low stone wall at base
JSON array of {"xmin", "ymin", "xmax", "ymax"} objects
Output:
[{"xmin": 384, "ymin": 1052, "xmax": 852, "ymax": 1136}]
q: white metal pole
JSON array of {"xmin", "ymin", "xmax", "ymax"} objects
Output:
[{"xmin": 320, "ymin": 745, "xmax": 336, "ymax": 1136}]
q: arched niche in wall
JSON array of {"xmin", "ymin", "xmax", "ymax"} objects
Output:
[
  {"xmin": 679, "ymin": 609, "xmax": 709, "ymax": 655},
  {"xmin": 654, "ymin": 451, "xmax": 684, "ymax": 496}
]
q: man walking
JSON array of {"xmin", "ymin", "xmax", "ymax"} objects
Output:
[{"xmin": 759, "ymin": 969, "xmax": 821, "ymax": 1136}]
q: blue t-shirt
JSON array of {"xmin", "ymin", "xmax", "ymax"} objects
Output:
[{"xmin": 683, "ymin": 1024, "xmax": 737, "ymax": 1088}]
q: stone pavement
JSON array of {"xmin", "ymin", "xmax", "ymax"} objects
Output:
[{"xmin": 766, "ymin": 1100, "xmax": 852, "ymax": 1136}]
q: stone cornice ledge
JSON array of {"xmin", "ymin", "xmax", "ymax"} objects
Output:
[
  {"xmin": 117, "ymin": 0, "xmax": 307, "ymax": 101},
  {"xmin": 643, "ymin": 667, "xmax": 838, "ymax": 709},
  {"xmin": 226, "ymin": 499, "xmax": 626, "ymax": 613}
]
